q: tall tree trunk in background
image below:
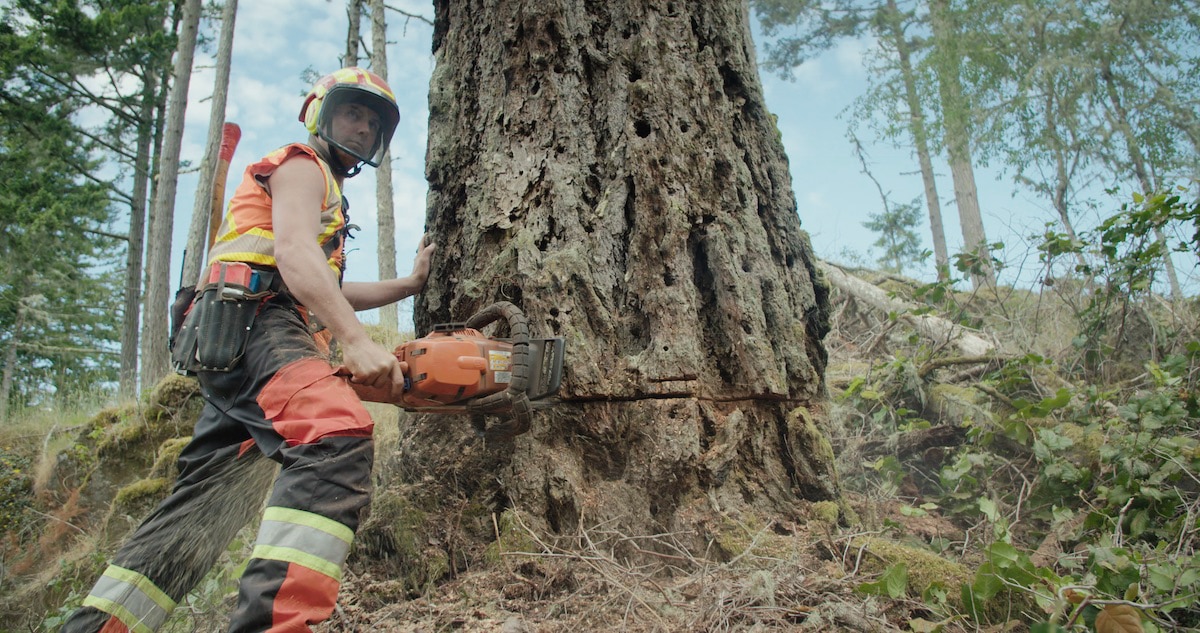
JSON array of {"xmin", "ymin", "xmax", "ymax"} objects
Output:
[
  {"xmin": 884, "ymin": 0, "xmax": 949, "ymax": 279},
  {"xmin": 406, "ymin": 0, "xmax": 838, "ymax": 550},
  {"xmin": 140, "ymin": 0, "xmax": 202, "ymax": 387},
  {"xmin": 1100, "ymin": 61, "xmax": 1183, "ymax": 302},
  {"xmin": 1042, "ymin": 83, "xmax": 1089, "ymax": 273},
  {"xmin": 0, "ymin": 300, "xmax": 28, "ymax": 422},
  {"xmin": 182, "ymin": 0, "xmax": 238, "ymax": 288},
  {"xmin": 928, "ymin": 0, "xmax": 994, "ymax": 288},
  {"xmin": 118, "ymin": 73, "xmax": 159, "ymax": 399},
  {"xmin": 370, "ymin": 0, "xmax": 398, "ymax": 331},
  {"xmin": 345, "ymin": 0, "xmax": 362, "ymax": 66}
]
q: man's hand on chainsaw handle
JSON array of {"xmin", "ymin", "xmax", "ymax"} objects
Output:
[
  {"xmin": 339, "ymin": 337, "xmax": 404, "ymax": 399},
  {"xmin": 270, "ymin": 156, "xmax": 406, "ymax": 400}
]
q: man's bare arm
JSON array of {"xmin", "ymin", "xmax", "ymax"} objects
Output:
[
  {"xmin": 341, "ymin": 235, "xmax": 435, "ymax": 310},
  {"xmin": 269, "ymin": 156, "xmax": 401, "ymax": 394}
]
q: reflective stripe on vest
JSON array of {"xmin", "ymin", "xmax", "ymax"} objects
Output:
[
  {"xmin": 206, "ymin": 143, "xmax": 346, "ymax": 280},
  {"xmin": 81, "ymin": 565, "xmax": 176, "ymax": 633},
  {"xmin": 250, "ymin": 506, "xmax": 354, "ymax": 581}
]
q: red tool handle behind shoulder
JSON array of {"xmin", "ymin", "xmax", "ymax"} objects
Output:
[{"xmin": 207, "ymin": 122, "xmax": 242, "ymax": 249}]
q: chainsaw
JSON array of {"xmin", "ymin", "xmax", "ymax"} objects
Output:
[{"xmin": 343, "ymin": 301, "xmax": 565, "ymax": 441}]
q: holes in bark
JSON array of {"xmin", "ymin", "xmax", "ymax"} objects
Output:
[
  {"xmin": 713, "ymin": 158, "xmax": 732, "ymax": 185},
  {"xmin": 623, "ymin": 176, "xmax": 636, "ymax": 233},
  {"xmin": 531, "ymin": 80, "xmax": 540, "ymax": 95},
  {"xmin": 628, "ymin": 65, "xmax": 642, "ymax": 83},
  {"xmin": 537, "ymin": 217, "xmax": 556, "ymax": 251},
  {"xmin": 546, "ymin": 491, "xmax": 578, "ymax": 534},
  {"xmin": 719, "ymin": 64, "xmax": 746, "ymax": 103},
  {"xmin": 663, "ymin": 268, "xmax": 675, "ymax": 287},
  {"xmin": 741, "ymin": 259, "xmax": 751, "ymax": 273},
  {"xmin": 634, "ymin": 120, "xmax": 652, "ymax": 138},
  {"xmin": 679, "ymin": 122, "xmax": 690, "ymax": 133},
  {"xmin": 691, "ymin": 232, "xmax": 737, "ymax": 385}
]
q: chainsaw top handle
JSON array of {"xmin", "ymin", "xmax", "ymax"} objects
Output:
[{"xmin": 460, "ymin": 301, "xmax": 533, "ymax": 439}]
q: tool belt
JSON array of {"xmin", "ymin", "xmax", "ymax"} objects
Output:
[{"xmin": 170, "ymin": 262, "xmax": 286, "ymax": 374}]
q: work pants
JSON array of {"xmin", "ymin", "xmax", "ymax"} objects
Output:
[{"xmin": 60, "ymin": 298, "xmax": 375, "ymax": 633}]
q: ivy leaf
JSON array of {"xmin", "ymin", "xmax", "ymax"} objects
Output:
[
  {"xmin": 857, "ymin": 563, "xmax": 908, "ymax": 598},
  {"xmin": 979, "ymin": 497, "xmax": 999, "ymax": 522},
  {"xmin": 1095, "ymin": 604, "xmax": 1144, "ymax": 633}
]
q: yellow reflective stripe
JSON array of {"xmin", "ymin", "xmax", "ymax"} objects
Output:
[
  {"xmin": 251, "ymin": 507, "xmax": 354, "ymax": 581},
  {"xmin": 210, "ymin": 251, "xmax": 276, "ymax": 267},
  {"xmin": 213, "ymin": 226, "xmax": 273, "ymax": 244},
  {"xmin": 263, "ymin": 506, "xmax": 354, "ymax": 543},
  {"xmin": 81, "ymin": 565, "xmax": 175, "ymax": 633},
  {"xmin": 252, "ymin": 544, "xmax": 343, "ymax": 580}
]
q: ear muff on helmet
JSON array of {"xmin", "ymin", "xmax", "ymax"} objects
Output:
[{"xmin": 299, "ymin": 67, "xmax": 400, "ymax": 169}]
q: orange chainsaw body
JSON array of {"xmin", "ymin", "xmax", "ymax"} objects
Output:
[
  {"xmin": 341, "ymin": 301, "xmax": 564, "ymax": 440},
  {"xmin": 397, "ymin": 328, "xmax": 514, "ymax": 408}
]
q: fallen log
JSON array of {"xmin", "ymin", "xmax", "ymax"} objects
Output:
[{"xmin": 818, "ymin": 261, "xmax": 997, "ymax": 357}]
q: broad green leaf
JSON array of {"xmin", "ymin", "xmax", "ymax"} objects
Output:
[{"xmin": 883, "ymin": 563, "xmax": 909, "ymax": 598}]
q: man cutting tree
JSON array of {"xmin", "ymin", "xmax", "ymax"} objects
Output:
[{"xmin": 62, "ymin": 66, "xmax": 434, "ymax": 633}]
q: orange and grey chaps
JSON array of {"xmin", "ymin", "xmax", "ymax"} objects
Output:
[{"xmin": 61, "ymin": 298, "xmax": 375, "ymax": 633}]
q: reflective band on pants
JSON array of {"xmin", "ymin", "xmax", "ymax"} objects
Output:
[
  {"xmin": 81, "ymin": 565, "xmax": 176, "ymax": 633},
  {"xmin": 250, "ymin": 506, "xmax": 353, "ymax": 580}
]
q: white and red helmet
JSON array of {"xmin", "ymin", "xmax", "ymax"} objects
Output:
[{"xmin": 299, "ymin": 67, "xmax": 400, "ymax": 168}]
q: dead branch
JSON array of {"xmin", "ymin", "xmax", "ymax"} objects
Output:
[{"xmin": 819, "ymin": 261, "xmax": 997, "ymax": 357}]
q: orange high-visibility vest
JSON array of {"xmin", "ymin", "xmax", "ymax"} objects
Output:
[{"xmin": 206, "ymin": 143, "xmax": 348, "ymax": 281}]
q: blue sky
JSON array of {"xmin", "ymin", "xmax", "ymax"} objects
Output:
[{"xmin": 169, "ymin": 1, "xmax": 1191, "ymax": 325}]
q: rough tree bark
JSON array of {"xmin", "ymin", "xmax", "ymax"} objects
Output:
[{"xmin": 401, "ymin": 0, "xmax": 838, "ymax": 554}]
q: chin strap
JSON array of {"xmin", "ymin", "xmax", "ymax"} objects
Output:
[{"xmin": 310, "ymin": 139, "xmax": 364, "ymax": 179}]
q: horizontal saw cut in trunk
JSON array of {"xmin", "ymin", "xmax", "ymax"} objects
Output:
[{"xmin": 404, "ymin": 0, "xmax": 838, "ymax": 554}]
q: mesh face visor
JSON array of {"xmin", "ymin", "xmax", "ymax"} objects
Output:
[{"xmin": 316, "ymin": 86, "xmax": 399, "ymax": 167}]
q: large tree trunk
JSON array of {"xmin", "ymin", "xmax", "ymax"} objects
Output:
[
  {"xmin": 140, "ymin": 0, "xmax": 201, "ymax": 387},
  {"xmin": 181, "ymin": 0, "xmax": 238, "ymax": 288},
  {"xmin": 404, "ymin": 0, "xmax": 837, "ymax": 554},
  {"xmin": 370, "ymin": 0, "xmax": 399, "ymax": 331}
]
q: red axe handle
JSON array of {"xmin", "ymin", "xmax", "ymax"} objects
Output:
[{"xmin": 207, "ymin": 122, "xmax": 242, "ymax": 249}]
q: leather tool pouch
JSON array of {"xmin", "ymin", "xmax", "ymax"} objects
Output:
[{"xmin": 171, "ymin": 262, "xmax": 267, "ymax": 374}]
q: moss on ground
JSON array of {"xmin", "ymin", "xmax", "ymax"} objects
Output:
[{"xmin": 850, "ymin": 536, "xmax": 972, "ymax": 602}]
